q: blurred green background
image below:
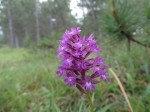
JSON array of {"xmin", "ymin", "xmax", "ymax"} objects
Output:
[{"xmin": 0, "ymin": 0, "xmax": 150, "ymax": 112}]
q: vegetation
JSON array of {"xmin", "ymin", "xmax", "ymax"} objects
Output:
[
  {"xmin": 0, "ymin": 0, "xmax": 150, "ymax": 111},
  {"xmin": 0, "ymin": 42, "xmax": 149, "ymax": 112}
]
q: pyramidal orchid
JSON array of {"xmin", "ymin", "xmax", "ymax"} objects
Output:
[{"xmin": 56, "ymin": 27, "xmax": 109, "ymax": 112}]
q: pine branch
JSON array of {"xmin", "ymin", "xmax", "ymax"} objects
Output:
[
  {"xmin": 111, "ymin": 0, "xmax": 150, "ymax": 48},
  {"xmin": 121, "ymin": 30, "xmax": 150, "ymax": 47}
]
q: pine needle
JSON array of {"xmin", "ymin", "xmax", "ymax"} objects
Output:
[{"xmin": 109, "ymin": 68, "xmax": 134, "ymax": 112}]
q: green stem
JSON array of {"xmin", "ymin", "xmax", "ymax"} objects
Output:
[{"xmin": 86, "ymin": 92, "xmax": 94, "ymax": 112}]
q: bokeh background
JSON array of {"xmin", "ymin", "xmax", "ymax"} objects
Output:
[{"xmin": 0, "ymin": 0, "xmax": 150, "ymax": 111}]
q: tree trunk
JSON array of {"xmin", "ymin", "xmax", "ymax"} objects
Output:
[
  {"xmin": 85, "ymin": 0, "xmax": 98, "ymax": 32},
  {"xmin": 7, "ymin": 0, "xmax": 14, "ymax": 48},
  {"xmin": 48, "ymin": 14, "xmax": 53, "ymax": 31},
  {"xmin": 15, "ymin": 36, "xmax": 19, "ymax": 48},
  {"xmin": 35, "ymin": 0, "xmax": 40, "ymax": 42},
  {"xmin": 81, "ymin": 0, "xmax": 86, "ymax": 18}
]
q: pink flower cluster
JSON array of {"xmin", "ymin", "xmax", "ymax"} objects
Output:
[{"xmin": 57, "ymin": 27, "xmax": 108, "ymax": 92}]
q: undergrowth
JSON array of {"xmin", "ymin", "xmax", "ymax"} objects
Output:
[{"xmin": 0, "ymin": 42, "xmax": 149, "ymax": 112}]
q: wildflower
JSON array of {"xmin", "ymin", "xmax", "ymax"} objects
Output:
[{"xmin": 57, "ymin": 27, "xmax": 108, "ymax": 92}]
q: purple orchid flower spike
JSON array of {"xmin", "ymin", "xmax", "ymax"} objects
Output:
[{"xmin": 56, "ymin": 27, "xmax": 109, "ymax": 93}]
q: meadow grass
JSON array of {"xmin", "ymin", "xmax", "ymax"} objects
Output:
[{"xmin": 0, "ymin": 43, "xmax": 150, "ymax": 112}]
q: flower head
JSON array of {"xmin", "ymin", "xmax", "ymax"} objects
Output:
[{"xmin": 56, "ymin": 27, "xmax": 109, "ymax": 92}]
